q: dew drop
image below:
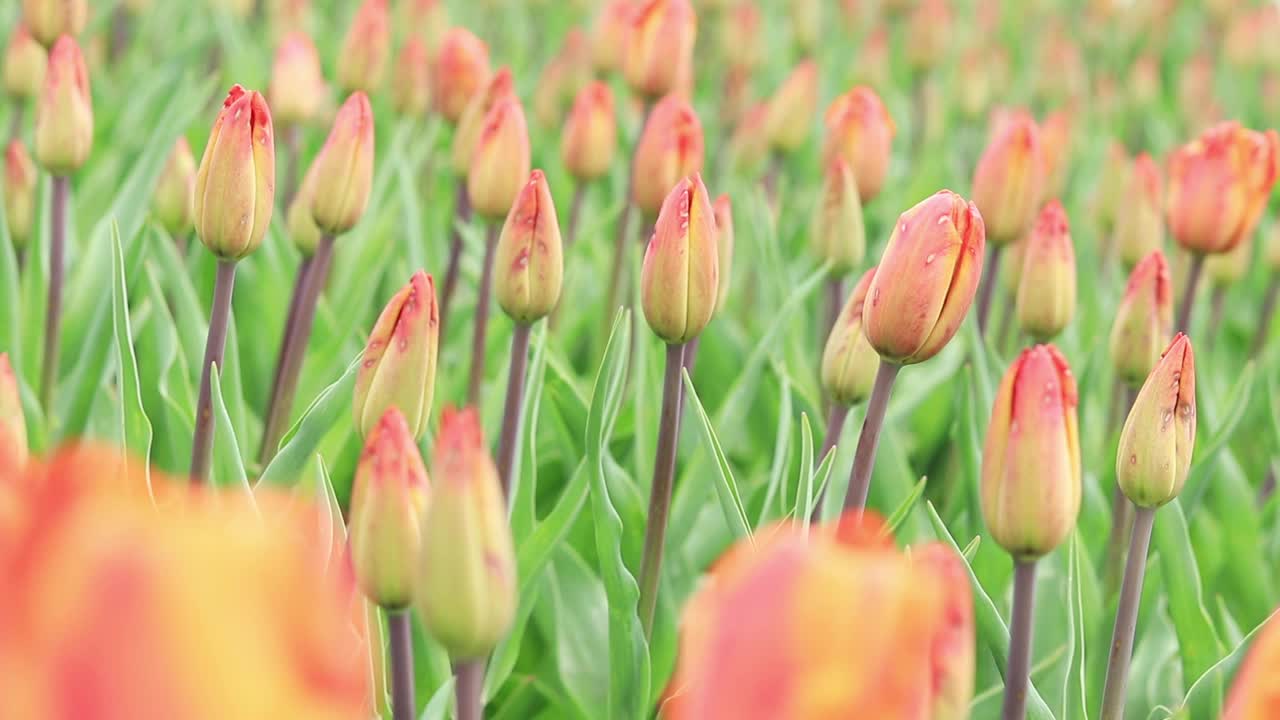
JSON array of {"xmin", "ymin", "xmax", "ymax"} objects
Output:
[
  {"xmin": 925, "ymin": 253, "xmax": 936, "ymax": 264},
  {"xmin": 1129, "ymin": 454, "xmax": 1138, "ymax": 465}
]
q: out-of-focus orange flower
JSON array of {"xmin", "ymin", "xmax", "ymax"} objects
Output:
[
  {"xmin": 664, "ymin": 513, "xmax": 973, "ymax": 720},
  {"xmin": 718, "ymin": 1, "xmax": 761, "ymax": 70},
  {"xmin": 0, "ymin": 446, "xmax": 371, "ymax": 720},
  {"xmin": 336, "ymin": 0, "xmax": 391, "ymax": 94},
  {"xmin": 590, "ymin": 0, "xmax": 635, "ymax": 74},
  {"xmin": 971, "ymin": 109, "xmax": 1043, "ymax": 245},
  {"xmin": 764, "ymin": 61, "xmax": 818, "ymax": 154},
  {"xmin": 433, "ymin": 28, "xmax": 491, "ymax": 124},
  {"xmin": 1166, "ymin": 122, "xmax": 1280, "ymax": 255},
  {"xmin": 631, "ymin": 94, "xmax": 704, "ymax": 217},
  {"xmin": 623, "ymin": 0, "xmax": 697, "ymax": 100},
  {"xmin": 822, "ymin": 86, "xmax": 895, "ymax": 203},
  {"xmin": 727, "ymin": 102, "xmax": 769, "ymax": 176},
  {"xmin": 1223, "ymin": 610, "xmax": 1280, "ymax": 719},
  {"xmin": 906, "ymin": 0, "xmax": 950, "ymax": 71},
  {"xmin": 561, "ymin": 81, "xmax": 617, "ymax": 182},
  {"xmin": 1115, "ymin": 153, "xmax": 1164, "ymax": 267}
]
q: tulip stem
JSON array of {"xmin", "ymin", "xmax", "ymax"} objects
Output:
[
  {"xmin": 439, "ymin": 176, "xmax": 472, "ymax": 340},
  {"xmin": 1174, "ymin": 253, "xmax": 1205, "ymax": 334},
  {"xmin": 842, "ymin": 362, "xmax": 901, "ymax": 510},
  {"xmin": 823, "ymin": 276, "xmax": 843, "ymax": 350},
  {"xmin": 1103, "ymin": 384, "xmax": 1139, "ymax": 597},
  {"xmin": 189, "ymin": 259, "xmax": 237, "ymax": 482},
  {"xmin": 454, "ymin": 660, "xmax": 484, "ymax": 720},
  {"xmin": 566, "ymin": 183, "xmax": 586, "ymax": 249},
  {"xmin": 496, "ymin": 322, "xmax": 532, "ymax": 503},
  {"xmin": 7, "ymin": 100, "xmax": 22, "ymax": 142},
  {"xmin": 1100, "ymin": 505, "xmax": 1157, "ymax": 720},
  {"xmin": 810, "ymin": 403, "xmax": 851, "ymax": 522},
  {"xmin": 258, "ymin": 255, "xmax": 313, "ymax": 465},
  {"xmin": 976, "ymin": 243, "xmax": 1004, "ymax": 334},
  {"xmin": 467, "ymin": 224, "xmax": 499, "ymax": 406},
  {"xmin": 40, "ymin": 175, "xmax": 69, "ymax": 417},
  {"xmin": 1252, "ymin": 274, "xmax": 1279, "ymax": 357},
  {"xmin": 387, "ymin": 610, "xmax": 416, "ymax": 720},
  {"xmin": 1002, "ymin": 559, "xmax": 1038, "ymax": 720},
  {"xmin": 638, "ymin": 341, "xmax": 687, "ymax": 638},
  {"xmin": 1207, "ymin": 285, "xmax": 1227, "ymax": 340}
]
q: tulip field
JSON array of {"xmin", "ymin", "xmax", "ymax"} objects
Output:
[{"xmin": 6, "ymin": 0, "xmax": 1280, "ymax": 718}]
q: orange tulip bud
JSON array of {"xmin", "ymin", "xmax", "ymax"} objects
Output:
[
  {"xmin": 822, "ymin": 87, "xmax": 895, "ymax": 203},
  {"xmin": 533, "ymin": 29, "xmax": 592, "ymax": 129},
  {"xmin": 194, "ymin": 85, "xmax": 275, "ymax": 260},
  {"xmin": 764, "ymin": 61, "xmax": 818, "ymax": 153},
  {"xmin": 392, "ymin": 37, "xmax": 432, "ymax": 117},
  {"xmin": 433, "ymin": 28, "xmax": 491, "ymax": 124},
  {"xmin": 33, "ymin": 36, "xmax": 91, "ymax": 177},
  {"xmin": 641, "ymin": 173, "xmax": 718, "ymax": 344},
  {"xmin": 495, "ymin": 170, "xmax": 564, "ymax": 324},
  {"xmin": 467, "ymin": 98, "xmax": 531, "ymax": 219},
  {"xmin": 288, "ymin": 159, "xmax": 322, "ymax": 256},
  {"xmin": 353, "ymin": 271, "xmax": 440, "ymax": 439},
  {"xmin": 1114, "ymin": 152, "xmax": 1165, "ymax": 268},
  {"xmin": 632, "ymin": 94, "xmax": 704, "ymax": 217},
  {"xmin": 1166, "ymin": 122, "xmax": 1280, "ymax": 255},
  {"xmin": 971, "ymin": 110, "xmax": 1044, "ymax": 244},
  {"xmin": 0, "ymin": 353, "xmax": 26, "ymax": 471},
  {"xmin": 4, "ymin": 141, "xmax": 37, "ymax": 250},
  {"xmin": 981, "ymin": 344, "xmax": 1080, "ymax": 559},
  {"xmin": 269, "ymin": 32, "xmax": 326, "ymax": 127},
  {"xmin": 821, "ymin": 267, "xmax": 880, "ymax": 406},
  {"xmin": 3, "ymin": 24, "xmax": 46, "ymax": 100},
  {"xmin": 623, "ymin": 0, "xmax": 697, "ymax": 100},
  {"xmin": 336, "ymin": 0, "xmax": 390, "ymax": 93},
  {"xmin": 1110, "ymin": 250, "xmax": 1173, "ymax": 387},
  {"xmin": 1015, "ymin": 200, "xmax": 1076, "ymax": 341},
  {"xmin": 811, "ymin": 157, "xmax": 866, "ymax": 274},
  {"xmin": 402, "ymin": 0, "xmax": 449, "ymax": 49},
  {"xmin": 727, "ymin": 102, "xmax": 770, "ymax": 176},
  {"xmin": 21, "ymin": 0, "xmax": 87, "ymax": 48},
  {"xmin": 561, "ymin": 81, "xmax": 616, "ymax": 182},
  {"xmin": 1117, "ymin": 333, "xmax": 1196, "ymax": 507},
  {"xmin": 718, "ymin": 1, "xmax": 761, "ymax": 70},
  {"xmin": 1222, "ymin": 611, "xmax": 1280, "ymax": 719},
  {"xmin": 417, "ymin": 407, "xmax": 517, "ymax": 660},
  {"xmin": 906, "ymin": 0, "xmax": 950, "ymax": 70},
  {"xmin": 452, "ymin": 68, "xmax": 515, "ymax": 174},
  {"xmin": 350, "ymin": 408, "xmax": 431, "ymax": 609},
  {"xmin": 590, "ymin": 0, "xmax": 636, "ymax": 74},
  {"xmin": 309, "ymin": 92, "xmax": 375, "ymax": 235},
  {"xmin": 152, "ymin": 138, "xmax": 197, "ymax": 239},
  {"xmin": 268, "ymin": 0, "xmax": 310, "ymax": 35},
  {"xmin": 713, "ymin": 194, "xmax": 734, "ymax": 313},
  {"xmin": 863, "ymin": 190, "xmax": 986, "ymax": 365}
]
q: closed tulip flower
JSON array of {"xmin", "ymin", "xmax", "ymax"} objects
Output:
[
  {"xmin": 623, "ymin": 0, "xmax": 697, "ymax": 100},
  {"xmin": 403, "ymin": 0, "xmax": 448, "ymax": 48},
  {"xmin": 21, "ymin": 0, "xmax": 87, "ymax": 48},
  {"xmin": 1110, "ymin": 251, "xmax": 1173, "ymax": 387},
  {"xmin": 713, "ymin": 194, "xmax": 734, "ymax": 313},
  {"xmin": 810, "ymin": 157, "xmax": 865, "ymax": 274},
  {"xmin": 764, "ymin": 61, "xmax": 818, "ymax": 154},
  {"xmin": 33, "ymin": 36, "xmax": 91, "ymax": 177},
  {"xmin": 269, "ymin": 32, "xmax": 326, "ymax": 128},
  {"xmin": 1117, "ymin": 333, "xmax": 1196, "ymax": 507},
  {"xmin": 433, "ymin": 28, "xmax": 491, "ymax": 124},
  {"xmin": 1016, "ymin": 200, "xmax": 1076, "ymax": 340},
  {"xmin": 392, "ymin": 37, "xmax": 432, "ymax": 117},
  {"xmin": 349, "ymin": 408, "xmax": 431, "ymax": 609},
  {"xmin": 863, "ymin": 190, "xmax": 986, "ymax": 365},
  {"xmin": 1115, "ymin": 153, "xmax": 1164, "ymax": 268},
  {"xmin": 451, "ymin": 68, "xmax": 515, "ymax": 176},
  {"xmin": 0, "ymin": 353, "xmax": 25, "ymax": 470},
  {"xmin": 719, "ymin": 2, "xmax": 761, "ymax": 70},
  {"xmin": 352, "ymin": 271, "xmax": 440, "ymax": 439},
  {"xmin": 981, "ymin": 344, "xmax": 1081, "ymax": 558},
  {"xmin": 4, "ymin": 141, "xmax": 37, "ymax": 250},
  {"xmin": 417, "ymin": 407, "xmax": 517, "ymax": 660},
  {"xmin": 494, "ymin": 171, "xmax": 563, "ymax": 324},
  {"xmin": 641, "ymin": 174, "xmax": 718, "ymax": 344},
  {"xmin": 1167, "ymin": 122, "xmax": 1280, "ymax": 255},
  {"xmin": 309, "ymin": 92, "xmax": 375, "ymax": 235},
  {"xmin": 4, "ymin": 24, "xmax": 46, "ymax": 100},
  {"xmin": 631, "ymin": 94, "xmax": 704, "ymax": 217},
  {"xmin": 193, "ymin": 85, "xmax": 275, "ymax": 260},
  {"xmin": 152, "ymin": 138, "xmax": 197, "ymax": 239},
  {"xmin": 821, "ymin": 268, "xmax": 880, "ymax": 407},
  {"xmin": 972, "ymin": 110, "xmax": 1044, "ymax": 245},
  {"xmin": 336, "ymin": 0, "xmax": 390, "ymax": 93},
  {"xmin": 590, "ymin": 0, "xmax": 635, "ymax": 74},
  {"xmin": 467, "ymin": 98, "xmax": 531, "ymax": 219},
  {"xmin": 1222, "ymin": 612, "xmax": 1280, "ymax": 719},
  {"xmin": 561, "ymin": 81, "xmax": 617, "ymax": 182},
  {"xmin": 822, "ymin": 87, "xmax": 895, "ymax": 203}
]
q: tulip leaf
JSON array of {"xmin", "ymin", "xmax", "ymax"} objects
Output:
[
  {"xmin": 886, "ymin": 476, "xmax": 929, "ymax": 534},
  {"xmin": 419, "ymin": 677, "xmax": 456, "ymax": 720},
  {"xmin": 109, "ymin": 223, "xmax": 154, "ymax": 485},
  {"xmin": 1155, "ymin": 500, "xmax": 1225, "ymax": 713},
  {"xmin": 208, "ymin": 361, "xmax": 252, "ymax": 498},
  {"xmin": 681, "ymin": 369, "xmax": 753, "ymax": 541},
  {"xmin": 1186, "ymin": 363, "xmax": 1254, "ymax": 495},
  {"xmin": 0, "ymin": 192, "xmax": 20, "ymax": 364},
  {"xmin": 796, "ymin": 412, "xmax": 816, "ymax": 524},
  {"xmin": 1173, "ymin": 608, "xmax": 1278, "ymax": 718},
  {"xmin": 757, "ymin": 374, "xmax": 794, "ymax": 525},
  {"xmin": 257, "ymin": 354, "xmax": 361, "ymax": 488}
]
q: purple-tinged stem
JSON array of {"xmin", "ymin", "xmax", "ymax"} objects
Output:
[
  {"xmin": 1207, "ymin": 285, "xmax": 1227, "ymax": 340},
  {"xmin": 189, "ymin": 259, "xmax": 237, "ymax": 482},
  {"xmin": 1100, "ymin": 506, "xmax": 1157, "ymax": 720},
  {"xmin": 823, "ymin": 276, "xmax": 843, "ymax": 351},
  {"xmin": 810, "ymin": 403, "xmax": 851, "ymax": 522},
  {"xmin": 1001, "ymin": 559, "xmax": 1038, "ymax": 720},
  {"xmin": 843, "ymin": 362, "xmax": 901, "ymax": 510},
  {"xmin": 439, "ymin": 176, "xmax": 472, "ymax": 340},
  {"xmin": 387, "ymin": 610, "xmax": 416, "ymax": 720},
  {"xmin": 1252, "ymin": 274, "xmax": 1279, "ymax": 358},
  {"xmin": 40, "ymin": 176, "xmax": 69, "ymax": 414},
  {"xmin": 566, "ymin": 183, "xmax": 586, "ymax": 249},
  {"xmin": 638, "ymin": 341, "xmax": 687, "ymax": 638},
  {"xmin": 1175, "ymin": 253, "xmax": 1205, "ymax": 334},
  {"xmin": 1103, "ymin": 384, "xmax": 1139, "ymax": 597},
  {"xmin": 467, "ymin": 223, "xmax": 499, "ymax": 406},
  {"xmin": 496, "ymin": 322, "xmax": 532, "ymax": 503},
  {"xmin": 454, "ymin": 660, "xmax": 484, "ymax": 720},
  {"xmin": 259, "ymin": 255, "xmax": 314, "ymax": 465},
  {"xmin": 975, "ymin": 243, "xmax": 1004, "ymax": 335}
]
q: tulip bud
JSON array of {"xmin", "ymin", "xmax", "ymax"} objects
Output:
[
  {"xmin": 33, "ymin": 36, "xmax": 91, "ymax": 177},
  {"xmin": 1206, "ymin": 234, "xmax": 1252, "ymax": 288},
  {"xmin": 392, "ymin": 37, "xmax": 432, "ymax": 117},
  {"xmin": 1117, "ymin": 333, "xmax": 1196, "ymax": 507},
  {"xmin": 1222, "ymin": 612, "xmax": 1280, "ymax": 720},
  {"xmin": 269, "ymin": 0, "xmax": 310, "ymax": 35},
  {"xmin": 403, "ymin": 0, "xmax": 449, "ymax": 48},
  {"xmin": 21, "ymin": 0, "xmax": 87, "ymax": 48},
  {"xmin": 561, "ymin": 81, "xmax": 616, "ymax": 183},
  {"xmin": 309, "ymin": 92, "xmax": 375, "ymax": 235},
  {"xmin": 418, "ymin": 407, "xmax": 517, "ymax": 659},
  {"xmin": 1167, "ymin": 122, "xmax": 1280, "ymax": 255},
  {"xmin": 152, "ymin": 138, "xmax": 197, "ymax": 239},
  {"xmin": 718, "ymin": 2, "xmax": 761, "ymax": 70},
  {"xmin": 713, "ymin": 194, "xmax": 733, "ymax": 313},
  {"xmin": 467, "ymin": 98, "xmax": 531, "ymax": 219},
  {"xmin": 956, "ymin": 48, "xmax": 992, "ymax": 119},
  {"xmin": 971, "ymin": 110, "xmax": 1044, "ymax": 244},
  {"xmin": 981, "ymin": 344, "xmax": 1081, "ymax": 559},
  {"xmin": 623, "ymin": 0, "xmax": 697, "ymax": 100},
  {"xmin": 864, "ymin": 190, "xmax": 986, "ymax": 365},
  {"xmin": 353, "ymin": 271, "xmax": 440, "ymax": 439},
  {"xmin": 494, "ymin": 171, "xmax": 564, "ymax": 324},
  {"xmin": 0, "ymin": 353, "xmax": 26, "ymax": 470},
  {"xmin": 194, "ymin": 85, "xmax": 275, "ymax": 260},
  {"xmin": 1015, "ymin": 200, "xmax": 1076, "ymax": 341},
  {"xmin": 4, "ymin": 24, "xmax": 46, "ymax": 100},
  {"xmin": 269, "ymin": 32, "xmax": 326, "ymax": 128},
  {"xmin": 4, "ymin": 141, "xmax": 37, "ymax": 250},
  {"xmin": 336, "ymin": 0, "xmax": 390, "ymax": 94},
  {"xmin": 1114, "ymin": 152, "xmax": 1164, "ymax": 268},
  {"xmin": 641, "ymin": 174, "xmax": 719, "ymax": 344},
  {"xmin": 914, "ymin": 543, "xmax": 976, "ymax": 720},
  {"xmin": 590, "ymin": 0, "xmax": 635, "ymax": 74},
  {"xmin": 822, "ymin": 87, "xmax": 896, "ymax": 203},
  {"xmin": 727, "ymin": 102, "xmax": 769, "ymax": 176},
  {"xmin": 632, "ymin": 94, "xmax": 704, "ymax": 217},
  {"xmin": 856, "ymin": 27, "xmax": 890, "ymax": 88},
  {"xmin": 810, "ymin": 157, "xmax": 866, "ymax": 274},
  {"xmin": 906, "ymin": 0, "xmax": 950, "ymax": 71},
  {"xmin": 451, "ymin": 68, "xmax": 515, "ymax": 175},
  {"xmin": 288, "ymin": 160, "xmax": 322, "ymax": 256},
  {"xmin": 822, "ymin": 267, "xmax": 881, "ymax": 406},
  {"xmin": 762, "ymin": 61, "xmax": 818, "ymax": 154},
  {"xmin": 349, "ymin": 408, "xmax": 431, "ymax": 609},
  {"xmin": 433, "ymin": 28, "xmax": 492, "ymax": 124}
]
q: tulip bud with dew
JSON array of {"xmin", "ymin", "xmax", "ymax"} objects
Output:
[
  {"xmin": 981, "ymin": 344, "xmax": 1081, "ymax": 558},
  {"xmin": 269, "ymin": 32, "xmax": 326, "ymax": 128},
  {"xmin": 863, "ymin": 190, "xmax": 986, "ymax": 365},
  {"xmin": 193, "ymin": 85, "xmax": 275, "ymax": 260},
  {"xmin": 1015, "ymin": 200, "xmax": 1076, "ymax": 341},
  {"xmin": 1115, "ymin": 152, "xmax": 1165, "ymax": 268},
  {"xmin": 641, "ymin": 174, "xmax": 719, "ymax": 344},
  {"xmin": 349, "ymin": 408, "xmax": 430, "ymax": 609},
  {"xmin": 822, "ymin": 87, "xmax": 895, "ymax": 203},
  {"xmin": 4, "ymin": 24, "xmax": 46, "ymax": 101},
  {"xmin": 494, "ymin": 171, "xmax": 564, "ymax": 325},
  {"xmin": 451, "ymin": 68, "xmax": 515, "ymax": 176},
  {"xmin": 822, "ymin": 267, "xmax": 881, "ymax": 407},
  {"xmin": 336, "ymin": 0, "xmax": 390, "ymax": 94},
  {"xmin": 1109, "ymin": 251, "xmax": 1173, "ymax": 387},
  {"xmin": 1116, "ymin": 333, "xmax": 1196, "ymax": 507},
  {"xmin": 352, "ymin": 271, "xmax": 440, "ymax": 439},
  {"xmin": 764, "ymin": 61, "xmax": 818, "ymax": 154},
  {"xmin": 713, "ymin": 194, "xmax": 734, "ymax": 314},
  {"xmin": 4, "ymin": 141, "xmax": 37, "ymax": 250},
  {"xmin": 467, "ymin": 98, "xmax": 531, "ymax": 220},
  {"xmin": 392, "ymin": 37, "xmax": 432, "ymax": 117},
  {"xmin": 632, "ymin": 94, "xmax": 704, "ymax": 218},
  {"xmin": 0, "ymin": 353, "xmax": 26, "ymax": 471},
  {"xmin": 1167, "ymin": 122, "xmax": 1280, "ymax": 255},
  {"xmin": 561, "ymin": 81, "xmax": 617, "ymax": 183},
  {"xmin": 152, "ymin": 138, "xmax": 197, "ymax": 239},
  {"xmin": 971, "ymin": 110, "xmax": 1044, "ymax": 245},
  {"xmin": 433, "ymin": 28, "xmax": 491, "ymax": 125},
  {"xmin": 810, "ymin": 157, "xmax": 865, "ymax": 275},
  {"xmin": 309, "ymin": 92, "xmax": 375, "ymax": 236},
  {"xmin": 33, "ymin": 36, "xmax": 92, "ymax": 177},
  {"xmin": 623, "ymin": 0, "xmax": 697, "ymax": 100},
  {"xmin": 21, "ymin": 0, "xmax": 87, "ymax": 48}
]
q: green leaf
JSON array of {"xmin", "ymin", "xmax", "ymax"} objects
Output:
[
  {"xmin": 208, "ymin": 364, "xmax": 252, "ymax": 499},
  {"xmin": 419, "ymin": 678, "xmax": 456, "ymax": 720},
  {"xmin": 1174, "ymin": 609, "xmax": 1279, "ymax": 718},
  {"xmin": 1154, "ymin": 500, "xmax": 1224, "ymax": 714},
  {"xmin": 796, "ymin": 412, "xmax": 815, "ymax": 523},
  {"xmin": 108, "ymin": 223, "xmax": 153, "ymax": 484},
  {"xmin": 681, "ymin": 369, "xmax": 752, "ymax": 542},
  {"xmin": 885, "ymin": 476, "xmax": 928, "ymax": 534},
  {"xmin": 0, "ymin": 187, "xmax": 21, "ymax": 364},
  {"xmin": 1186, "ymin": 363, "xmax": 1254, "ymax": 494},
  {"xmin": 757, "ymin": 375, "xmax": 793, "ymax": 525},
  {"xmin": 257, "ymin": 354, "xmax": 361, "ymax": 488}
]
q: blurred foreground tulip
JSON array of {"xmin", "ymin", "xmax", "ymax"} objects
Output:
[
  {"xmin": 561, "ymin": 81, "xmax": 617, "ymax": 183},
  {"xmin": 764, "ymin": 61, "xmax": 818, "ymax": 154},
  {"xmin": 821, "ymin": 267, "xmax": 880, "ymax": 407},
  {"xmin": 1114, "ymin": 153, "xmax": 1164, "ymax": 268},
  {"xmin": 22, "ymin": 0, "xmax": 87, "ymax": 48},
  {"xmin": 310, "ymin": 92, "xmax": 375, "ymax": 235},
  {"xmin": 337, "ymin": 0, "xmax": 390, "ymax": 93},
  {"xmin": 623, "ymin": 0, "xmax": 697, "ymax": 100},
  {"xmin": 4, "ymin": 24, "xmax": 46, "ymax": 102},
  {"xmin": 495, "ymin": 171, "xmax": 563, "ymax": 325},
  {"xmin": 194, "ymin": 85, "xmax": 275, "ymax": 260},
  {"xmin": 270, "ymin": 32, "xmax": 326, "ymax": 128},
  {"xmin": 433, "ymin": 28, "xmax": 491, "ymax": 124},
  {"xmin": 822, "ymin": 87, "xmax": 895, "ymax": 203},
  {"xmin": 4, "ymin": 141, "xmax": 37, "ymax": 251},
  {"xmin": 1117, "ymin": 333, "xmax": 1196, "ymax": 508},
  {"xmin": 1110, "ymin": 251, "xmax": 1173, "ymax": 387},
  {"xmin": 632, "ymin": 94, "xmax": 704, "ymax": 217},
  {"xmin": 1223, "ymin": 611, "xmax": 1280, "ymax": 719},
  {"xmin": 34, "ymin": 36, "xmax": 92, "ymax": 177},
  {"xmin": 810, "ymin": 157, "xmax": 865, "ymax": 274},
  {"xmin": 1015, "ymin": 200, "xmax": 1076, "ymax": 341},
  {"xmin": 0, "ymin": 353, "xmax": 25, "ymax": 470},
  {"xmin": 353, "ymin": 271, "xmax": 439, "ymax": 439},
  {"xmin": 641, "ymin": 174, "xmax": 719, "ymax": 345},
  {"xmin": 468, "ymin": 98, "xmax": 531, "ymax": 219}
]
